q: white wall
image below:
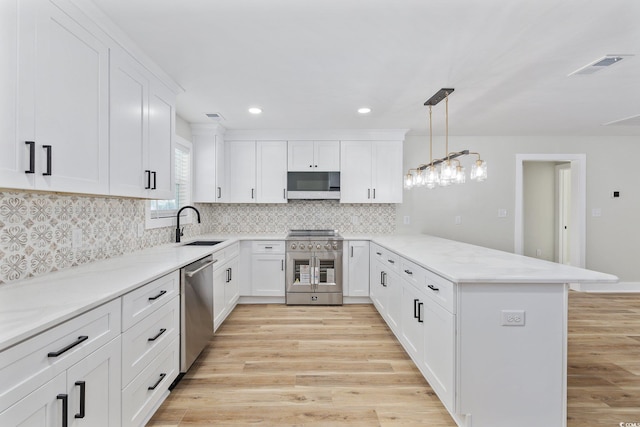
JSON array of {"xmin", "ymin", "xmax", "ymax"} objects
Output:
[
  {"xmin": 398, "ymin": 134, "xmax": 640, "ymax": 282},
  {"xmin": 523, "ymin": 162, "xmax": 556, "ymax": 262},
  {"xmin": 176, "ymin": 114, "xmax": 192, "ymax": 141}
]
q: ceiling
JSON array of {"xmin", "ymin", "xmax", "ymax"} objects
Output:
[{"xmin": 91, "ymin": 0, "xmax": 640, "ymax": 136}]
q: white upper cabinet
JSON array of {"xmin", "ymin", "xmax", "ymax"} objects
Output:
[
  {"xmin": 8, "ymin": 0, "xmax": 110, "ymax": 195},
  {"xmin": 287, "ymin": 140, "xmax": 340, "ymax": 171},
  {"xmin": 225, "ymin": 141, "xmax": 257, "ymax": 203},
  {"xmin": 257, "ymin": 140, "xmax": 287, "ymax": 203},
  {"xmin": 192, "ymin": 124, "xmax": 225, "ymax": 203},
  {"xmin": 340, "ymin": 140, "xmax": 403, "ymax": 203},
  {"xmin": 110, "ymin": 49, "xmax": 175, "ymax": 200}
]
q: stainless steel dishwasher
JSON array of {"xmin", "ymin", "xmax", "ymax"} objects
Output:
[{"xmin": 180, "ymin": 255, "xmax": 216, "ymax": 373}]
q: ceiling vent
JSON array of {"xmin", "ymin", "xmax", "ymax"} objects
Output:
[
  {"xmin": 568, "ymin": 55, "xmax": 631, "ymax": 76},
  {"xmin": 603, "ymin": 113, "xmax": 640, "ymax": 127},
  {"xmin": 205, "ymin": 112, "xmax": 225, "ymax": 121}
]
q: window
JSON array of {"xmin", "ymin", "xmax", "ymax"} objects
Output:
[{"xmin": 146, "ymin": 136, "xmax": 192, "ymax": 229}]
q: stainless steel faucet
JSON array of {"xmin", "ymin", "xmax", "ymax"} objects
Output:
[{"xmin": 175, "ymin": 205, "xmax": 201, "ymax": 243}]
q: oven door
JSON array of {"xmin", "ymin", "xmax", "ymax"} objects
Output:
[
  {"xmin": 286, "ymin": 250, "xmax": 342, "ymax": 293},
  {"xmin": 286, "ymin": 252, "xmax": 314, "ymax": 294}
]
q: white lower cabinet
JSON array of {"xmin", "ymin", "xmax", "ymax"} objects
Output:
[
  {"xmin": 249, "ymin": 241, "xmax": 285, "ymax": 297},
  {"xmin": 0, "ymin": 300, "xmax": 122, "ymax": 426},
  {"xmin": 344, "ymin": 241, "xmax": 369, "ymax": 297},
  {"xmin": 213, "ymin": 243, "xmax": 241, "ymax": 331}
]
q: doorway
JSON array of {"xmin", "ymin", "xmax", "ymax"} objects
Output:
[{"xmin": 515, "ymin": 154, "xmax": 586, "ymax": 268}]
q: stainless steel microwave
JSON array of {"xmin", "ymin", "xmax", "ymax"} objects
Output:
[{"xmin": 287, "ymin": 172, "xmax": 340, "ymax": 200}]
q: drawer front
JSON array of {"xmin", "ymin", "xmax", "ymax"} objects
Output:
[
  {"xmin": 424, "ymin": 271, "xmax": 456, "ymax": 313},
  {"xmin": 0, "ymin": 299, "xmax": 121, "ymax": 410},
  {"xmin": 370, "ymin": 243, "xmax": 385, "ymax": 262},
  {"xmin": 122, "ymin": 336, "xmax": 179, "ymax": 427},
  {"xmin": 251, "ymin": 240, "xmax": 285, "ymax": 254},
  {"xmin": 121, "ymin": 295, "xmax": 179, "ymax": 387},
  {"xmin": 122, "ymin": 271, "xmax": 179, "ymax": 331},
  {"xmin": 224, "ymin": 242, "xmax": 240, "ymax": 259},
  {"xmin": 400, "ymin": 258, "xmax": 426, "ymax": 289}
]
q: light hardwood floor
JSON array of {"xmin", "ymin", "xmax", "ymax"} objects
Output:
[{"xmin": 148, "ymin": 291, "xmax": 640, "ymax": 426}]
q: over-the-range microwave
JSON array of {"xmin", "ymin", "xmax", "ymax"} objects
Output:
[{"xmin": 287, "ymin": 171, "xmax": 340, "ymax": 200}]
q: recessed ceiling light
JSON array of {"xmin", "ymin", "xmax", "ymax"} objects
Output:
[
  {"xmin": 248, "ymin": 107, "xmax": 262, "ymax": 114},
  {"xmin": 358, "ymin": 107, "xmax": 372, "ymax": 114}
]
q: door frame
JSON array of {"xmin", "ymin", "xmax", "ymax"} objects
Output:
[{"xmin": 515, "ymin": 154, "xmax": 586, "ymax": 268}]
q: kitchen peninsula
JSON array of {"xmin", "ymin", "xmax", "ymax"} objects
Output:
[{"xmin": 0, "ymin": 234, "xmax": 617, "ymax": 427}]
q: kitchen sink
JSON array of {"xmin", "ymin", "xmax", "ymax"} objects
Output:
[{"xmin": 183, "ymin": 240, "xmax": 224, "ymax": 246}]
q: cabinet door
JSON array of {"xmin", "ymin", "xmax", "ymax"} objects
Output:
[
  {"xmin": 423, "ymin": 297, "xmax": 455, "ymax": 412},
  {"xmin": 287, "ymin": 140, "xmax": 315, "ymax": 171},
  {"xmin": 147, "ymin": 80, "xmax": 175, "ymax": 199},
  {"xmin": 371, "ymin": 141, "xmax": 403, "ymax": 203},
  {"xmin": 225, "ymin": 141, "xmax": 256, "ymax": 203},
  {"xmin": 314, "ymin": 140, "xmax": 340, "ymax": 171},
  {"xmin": 66, "ymin": 337, "xmax": 121, "ymax": 427},
  {"xmin": 224, "ymin": 257, "xmax": 240, "ymax": 308},
  {"xmin": 369, "ymin": 261, "xmax": 386, "ymax": 314},
  {"xmin": 339, "ymin": 141, "xmax": 372, "ymax": 203},
  {"xmin": 213, "ymin": 265, "xmax": 227, "ymax": 332},
  {"xmin": 192, "ymin": 126, "xmax": 225, "ymax": 203},
  {"xmin": 256, "ymin": 140, "xmax": 287, "ymax": 203},
  {"xmin": 401, "ymin": 282, "xmax": 424, "ymax": 362},
  {"xmin": 0, "ymin": 0, "xmax": 32, "ymax": 190},
  {"xmin": 109, "ymin": 50, "xmax": 148, "ymax": 198},
  {"xmin": 251, "ymin": 254, "xmax": 285, "ymax": 296},
  {"xmin": 346, "ymin": 241, "xmax": 370, "ymax": 297},
  {"xmin": 0, "ymin": 372, "xmax": 65, "ymax": 427},
  {"xmin": 32, "ymin": 0, "xmax": 109, "ymax": 195},
  {"xmin": 385, "ymin": 270, "xmax": 402, "ymax": 333}
]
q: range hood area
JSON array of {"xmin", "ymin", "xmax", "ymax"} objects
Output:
[{"xmin": 286, "ymin": 171, "xmax": 340, "ymax": 200}]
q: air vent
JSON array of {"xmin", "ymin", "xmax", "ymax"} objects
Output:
[
  {"xmin": 205, "ymin": 112, "xmax": 225, "ymax": 121},
  {"xmin": 568, "ymin": 55, "xmax": 631, "ymax": 76}
]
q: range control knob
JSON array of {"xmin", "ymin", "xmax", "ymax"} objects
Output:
[
  {"xmin": 324, "ymin": 243, "xmax": 331, "ymax": 250},
  {"xmin": 299, "ymin": 243, "xmax": 305, "ymax": 250},
  {"xmin": 290, "ymin": 243, "xmax": 297, "ymax": 250},
  {"xmin": 316, "ymin": 243, "xmax": 321, "ymax": 249},
  {"xmin": 332, "ymin": 243, "xmax": 338, "ymax": 250}
]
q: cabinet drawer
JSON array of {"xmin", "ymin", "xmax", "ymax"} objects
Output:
[
  {"xmin": 122, "ymin": 336, "xmax": 179, "ymax": 427},
  {"xmin": 424, "ymin": 271, "xmax": 456, "ymax": 314},
  {"xmin": 122, "ymin": 271, "xmax": 179, "ymax": 331},
  {"xmin": 224, "ymin": 242, "xmax": 240, "ymax": 259},
  {"xmin": 252, "ymin": 241, "xmax": 285, "ymax": 254},
  {"xmin": 370, "ymin": 243, "xmax": 385, "ymax": 262},
  {"xmin": 400, "ymin": 258, "xmax": 426, "ymax": 289},
  {"xmin": 0, "ymin": 299, "xmax": 121, "ymax": 410},
  {"xmin": 121, "ymin": 295, "xmax": 179, "ymax": 386}
]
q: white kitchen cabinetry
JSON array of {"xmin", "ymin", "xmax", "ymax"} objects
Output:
[
  {"xmin": 0, "ymin": 299, "xmax": 122, "ymax": 426},
  {"xmin": 192, "ymin": 124, "xmax": 226, "ymax": 202},
  {"xmin": 225, "ymin": 140, "xmax": 287, "ymax": 203},
  {"xmin": 257, "ymin": 141, "xmax": 288, "ymax": 203},
  {"xmin": 213, "ymin": 243, "xmax": 240, "ymax": 331},
  {"xmin": 344, "ymin": 241, "xmax": 370, "ymax": 297},
  {"xmin": 3, "ymin": 0, "xmax": 110, "ymax": 195},
  {"xmin": 340, "ymin": 141, "xmax": 403, "ymax": 203},
  {"xmin": 110, "ymin": 49, "xmax": 175, "ymax": 199},
  {"xmin": 287, "ymin": 140, "xmax": 340, "ymax": 171},
  {"xmin": 250, "ymin": 241, "xmax": 286, "ymax": 297},
  {"xmin": 120, "ymin": 271, "xmax": 180, "ymax": 426},
  {"xmin": 369, "ymin": 244, "xmax": 401, "ymax": 333}
]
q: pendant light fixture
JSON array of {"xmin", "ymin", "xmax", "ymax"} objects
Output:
[{"xmin": 404, "ymin": 88, "xmax": 487, "ymax": 190}]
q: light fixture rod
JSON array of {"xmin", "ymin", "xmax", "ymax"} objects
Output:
[{"xmin": 417, "ymin": 150, "xmax": 469, "ymax": 171}]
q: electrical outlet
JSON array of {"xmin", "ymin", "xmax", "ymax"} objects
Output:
[
  {"xmin": 72, "ymin": 228, "xmax": 83, "ymax": 248},
  {"xmin": 403, "ymin": 215, "xmax": 410, "ymax": 225},
  {"xmin": 351, "ymin": 216, "xmax": 360, "ymax": 225},
  {"xmin": 501, "ymin": 310, "xmax": 526, "ymax": 326},
  {"xmin": 137, "ymin": 224, "xmax": 144, "ymax": 238},
  {"xmin": 498, "ymin": 208, "xmax": 507, "ymax": 218},
  {"xmin": 592, "ymin": 208, "xmax": 602, "ymax": 217},
  {"xmin": 536, "ymin": 249, "xmax": 542, "ymax": 257}
]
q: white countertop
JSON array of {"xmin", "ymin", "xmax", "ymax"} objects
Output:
[{"xmin": 0, "ymin": 233, "xmax": 617, "ymax": 352}]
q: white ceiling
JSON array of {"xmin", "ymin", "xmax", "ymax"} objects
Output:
[{"xmin": 91, "ymin": 0, "xmax": 640, "ymax": 136}]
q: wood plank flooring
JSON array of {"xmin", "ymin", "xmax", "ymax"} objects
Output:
[{"xmin": 148, "ymin": 291, "xmax": 640, "ymax": 426}]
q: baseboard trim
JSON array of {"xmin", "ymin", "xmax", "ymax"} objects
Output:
[{"xmin": 570, "ymin": 282, "xmax": 640, "ymax": 293}]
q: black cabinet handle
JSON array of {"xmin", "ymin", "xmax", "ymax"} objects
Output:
[
  {"xmin": 42, "ymin": 145, "xmax": 52, "ymax": 176},
  {"xmin": 281, "ymin": 259, "xmax": 284, "ymax": 271},
  {"xmin": 226, "ymin": 268, "xmax": 231, "ymax": 283},
  {"xmin": 413, "ymin": 298, "xmax": 419, "ymax": 319},
  {"xmin": 48, "ymin": 335, "xmax": 88, "ymax": 357},
  {"xmin": 217, "ymin": 187, "xmax": 222, "ymax": 199},
  {"xmin": 283, "ymin": 188, "xmax": 286, "ymax": 199},
  {"xmin": 148, "ymin": 328, "xmax": 167, "ymax": 342},
  {"xmin": 74, "ymin": 381, "xmax": 85, "ymax": 419},
  {"xmin": 25, "ymin": 141, "xmax": 35, "ymax": 173},
  {"xmin": 251, "ymin": 188, "xmax": 255, "ymax": 199},
  {"xmin": 367, "ymin": 188, "xmax": 371, "ymax": 199},
  {"xmin": 148, "ymin": 373, "xmax": 166, "ymax": 390},
  {"xmin": 382, "ymin": 272, "xmax": 387, "ymax": 287},
  {"xmin": 380, "ymin": 271, "xmax": 384, "ymax": 285},
  {"xmin": 376, "ymin": 251, "xmax": 382, "ymax": 256},
  {"xmin": 148, "ymin": 290, "xmax": 167, "ymax": 301},
  {"xmin": 418, "ymin": 302, "xmax": 424, "ymax": 323},
  {"xmin": 428, "ymin": 284, "xmax": 440, "ymax": 292},
  {"xmin": 151, "ymin": 171, "xmax": 157, "ymax": 189},
  {"xmin": 404, "ymin": 269, "xmax": 412, "ymax": 275},
  {"xmin": 373, "ymin": 188, "xmax": 376, "ymax": 199},
  {"xmin": 229, "ymin": 267, "xmax": 232, "ymax": 281},
  {"xmin": 145, "ymin": 170, "xmax": 151, "ymax": 189},
  {"xmin": 57, "ymin": 394, "xmax": 68, "ymax": 427},
  {"xmin": 387, "ymin": 259, "xmax": 395, "ymax": 264}
]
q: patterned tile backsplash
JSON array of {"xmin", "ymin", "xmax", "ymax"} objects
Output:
[{"xmin": 0, "ymin": 190, "xmax": 395, "ymax": 285}]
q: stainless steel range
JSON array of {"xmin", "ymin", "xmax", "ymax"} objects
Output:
[{"xmin": 285, "ymin": 229, "xmax": 343, "ymax": 305}]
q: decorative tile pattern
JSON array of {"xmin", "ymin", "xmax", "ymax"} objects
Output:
[{"xmin": 0, "ymin": 191, "xmax": 396, "ymax": 285}]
